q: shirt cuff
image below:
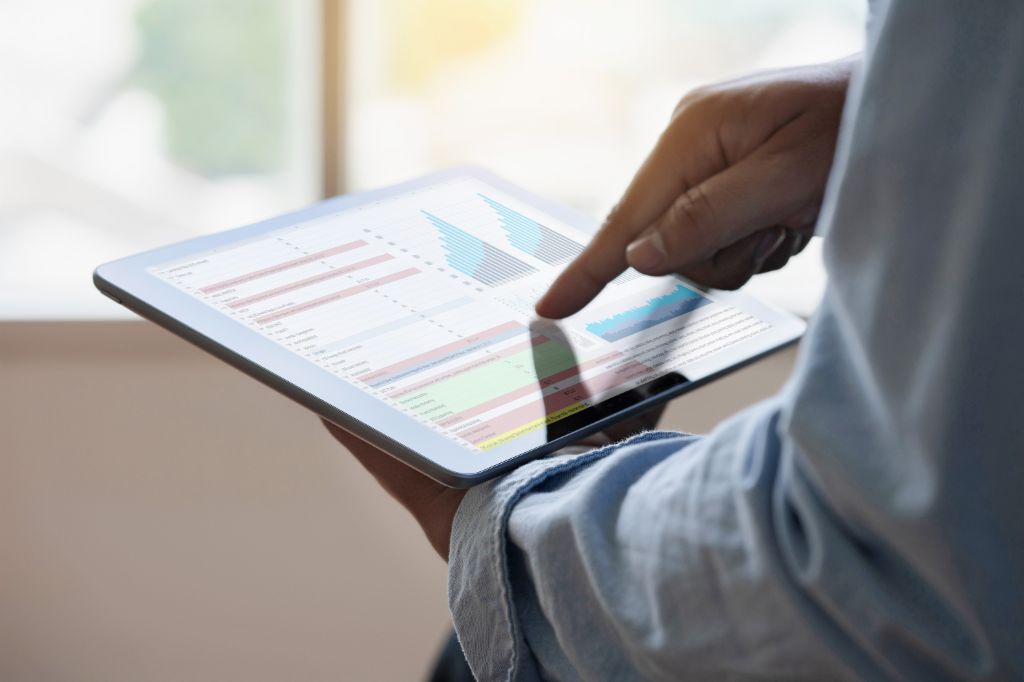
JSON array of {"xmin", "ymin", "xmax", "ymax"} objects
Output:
[{"xmin": 447, "ymin": 430, "xmax": 683, "ymax": 681}]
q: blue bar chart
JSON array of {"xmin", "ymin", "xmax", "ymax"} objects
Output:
[
  {"xmin": 422, "ymin": 210, "xmax": 537, "ymax": 287},
  {"xmin": 480, "ymin": 194, "xmax": 584, "ymax": 264},
  {"xmin": 586, "ymin": 284, "xmax": 710, "ymax": 342}
]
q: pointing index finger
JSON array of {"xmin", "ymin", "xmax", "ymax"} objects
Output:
[
  {"xmin": 535, "ymin": 100, "xmax": 732, "ymax": 319},
  {"xmin": 534, "ymin": 223, "xmax": 627, "ymax": 319},
  {"xmin": 535, "ymin": 141, "xmax": 697, "ymax": 318}
]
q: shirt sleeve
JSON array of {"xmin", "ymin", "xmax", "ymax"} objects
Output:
[{"xmin": 447, "ymin": 2, "xmax": 1024, "ymax": 680}]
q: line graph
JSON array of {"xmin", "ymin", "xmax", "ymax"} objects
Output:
[
  {"xmin": 479, "ymin": 194, "xmax": 584, "ymax": 264},
  {"xmin": 421, "ymin": 210, "xmax": 537, "ymax": 287},
  {"xmin": 585, "ymin": 283, "xmax": 710, "ymax": 342}
]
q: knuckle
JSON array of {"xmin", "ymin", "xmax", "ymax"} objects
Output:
[
  {"xmin": 667, "ymin": 185, "xmax": 716, "ymax": 252},
  {"xmin": 672, "ymin": 85, "xmax": 718, "ymax": 120},
  {"xmin": 673, "ymin": 93, "xmax": 696, "ymax": 118}
]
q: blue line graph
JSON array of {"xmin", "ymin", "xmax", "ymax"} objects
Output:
[
  {"xmin": 586, "ymin": 284, "xmax": 710, "ymax": 342},
  {"xmin": 479, "ymin": 194, "xmax": 584, "ymax": 264},
  {"xmin": 422, "ymin": 211, "xmax": 537, "ymax": 287}
]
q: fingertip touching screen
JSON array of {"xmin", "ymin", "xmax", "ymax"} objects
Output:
[{"xmin": 149, "ymin": 173, "xmax": 793, "ymax": 461}]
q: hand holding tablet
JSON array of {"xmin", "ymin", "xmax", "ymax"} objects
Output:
[{"xmin": 94, "ymin": 168, "xmax": 803, "ymax": 486}]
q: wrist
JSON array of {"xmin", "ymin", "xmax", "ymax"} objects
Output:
[{"xmin": 415, "ymin": 487, "xmax": 468, "ymax": 561}]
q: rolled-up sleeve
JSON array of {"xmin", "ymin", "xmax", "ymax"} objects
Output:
[
  {"xmin": 447, "ymin": 1, "xmax": 1024, "ymax": 680},
  {"xmin": 449, "ymin": 413, "xmax": 854, "ymax": 681}
]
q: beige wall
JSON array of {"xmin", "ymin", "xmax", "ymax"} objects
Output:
[{"xmin": 0, "ymin": 322, "xmax": 795, "ymax": 682}]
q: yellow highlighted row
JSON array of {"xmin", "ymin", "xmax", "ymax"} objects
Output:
[{"xmin": 477, "ymin": 401, "xmax": 589, "ymax": 451}]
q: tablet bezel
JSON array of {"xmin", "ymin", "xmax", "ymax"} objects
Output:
[{"xmin": 94, "ymin": 166, "xmax": 805, "ymax": 487}]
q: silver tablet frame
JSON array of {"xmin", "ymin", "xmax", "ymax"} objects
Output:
[{"xmin": 94, "ymin": 167, "xmax": 806, "ymax": 487}]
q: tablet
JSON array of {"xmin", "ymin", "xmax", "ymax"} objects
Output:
[{"xmin": 94, "ymin": 167, "xmax": 804, "ymax": 487}]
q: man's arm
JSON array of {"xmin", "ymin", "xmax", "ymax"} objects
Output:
[
  {"xmin": 450, "ymin": 3, "xmax": 1024, "ymax": 679},
  {"xmin": 324, "ymin": 2, "xmax": 1024, "ymax": 678},
  {"xmin": 322, "ymin": 55, "xmax": 857, "ymax": 561}
]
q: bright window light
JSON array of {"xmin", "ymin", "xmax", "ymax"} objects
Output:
[
  {"xmin": 0, "ymin": 0, "xmax": 319, "ymax": 319},
  {"xmin": 346, "ymin": 0, "xmax": 866, "ymax": 315},
  {"xmin": 1, "ymin": 0, "xmax": 866, "ymax": 320}
]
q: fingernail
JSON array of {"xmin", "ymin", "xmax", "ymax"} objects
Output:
[
  {"xmin": 754, "ymin": 228, "xmax": 786, "ymax": 267},
  {"xmin": 626, "ymin": 230, "xmax": 666, "ymax": 271}
]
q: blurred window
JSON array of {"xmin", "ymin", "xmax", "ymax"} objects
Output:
[
  {"xmin": 0, "ymin": 0, "xmax": 319, "ymax": 318},
  {"xmin": 346, "ymin": 0, "xmax": 866, "ymax": 315},
  {"xmin": 2, "ymin": 0, "xmax": 865, "ymax": 319}
]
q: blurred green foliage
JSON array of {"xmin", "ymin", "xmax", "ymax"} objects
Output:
[{"xmin": 132, "ymin": 0, "xmax": 286, "ymax": 176}]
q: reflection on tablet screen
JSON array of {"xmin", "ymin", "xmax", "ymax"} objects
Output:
[{"xmin": 149, "ymin": 175, "xmax": 771, "ymax": 456}]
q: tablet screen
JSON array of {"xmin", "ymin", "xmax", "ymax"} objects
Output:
[{"xmin": 150, "ymin": 175, "xmax": 777, "ymax": 456}]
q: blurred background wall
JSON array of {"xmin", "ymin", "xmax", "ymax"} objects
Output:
[{"xmin": 0, "ymin": 1, "xmax": 864, "ymax": 679}]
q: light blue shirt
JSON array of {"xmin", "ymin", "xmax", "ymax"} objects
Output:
[{"xmin": 447, "ymin": 2, "xmax": 1024, "ymax": 679}]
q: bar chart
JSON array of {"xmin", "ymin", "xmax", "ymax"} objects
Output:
[
  {"xmin": 421, "ymin": 210, "xmax": 537, "ymax": 286},
  {"xmin": 480, "ymin": 194, "xmax": 584, "ymax": 264},
  {"xmin": 585, "ymin": 284, "xmax": 711, "ymax": 342}
]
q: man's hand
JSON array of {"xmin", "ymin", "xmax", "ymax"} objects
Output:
[
  {"xmin": 317, "ymin": 61, "xmax": 857, "ymax": 559},
  {"xmin": 322, "ymin": 419, "xmax": 467, "ymax": 561},
  {"xmin": 322, "ymin": 404, "xmax": 662, "ymax": 562},
  {"xmin": 536, "ymin": 57, "xmax": 856, "ymax": 319}
]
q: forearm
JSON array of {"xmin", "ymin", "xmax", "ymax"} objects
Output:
[
  {"xmin": 448, "ymin": 419, "xmax": 854, "ymax": 680},
  {"xmin": 449, "ymin": 3, "xmax": 1024, "ymax": 677}
]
